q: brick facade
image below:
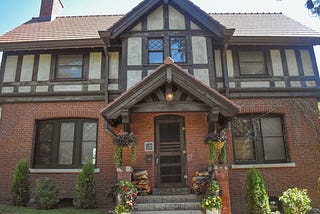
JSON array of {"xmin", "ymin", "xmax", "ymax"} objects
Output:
[
  {"xmin": 0, "ymin": 101, "xmax": 117, "ymax": 206},
  {"xmin": 229, "ymin": 98, "xmax": 320, "ymax": 213},
  {"xmin": 0, "ymin": 97, "xmax": 319, "ymax": 213}
]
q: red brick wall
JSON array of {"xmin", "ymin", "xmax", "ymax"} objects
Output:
[
  {"xmin": 119, "ymin": 112, "xmax": 210, "ymax": 188},
  {"xmin": 0, "ymin": 101, "xmax": 116, "ymax": 206},
  {"xmin": 1, "ymin": 98, "xmax": 319, "ymax": 213},
  {"xmin": 228, "ymin": 98, "xmax": 320, "ymax": 214}
]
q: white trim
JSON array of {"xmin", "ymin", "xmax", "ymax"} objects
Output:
[
  {"xmin": 231, "ymin": 162, "xmax": 296, "ymax": 169},
  {"xmin": 29, "ymin": 168, "xmax": 100, "ymax": 173}
]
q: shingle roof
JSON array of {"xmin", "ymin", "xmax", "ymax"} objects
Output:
[
  {"xmin": 0, "ymin": 15, "xmax": 122, "ymax": 43},
  {"xmin": 210, "ymin": 13, "xmax": 320, "ymax": 37},
  {"xmin": 0, "ymin": 12, "xmax": 319, "ymax": 49}
]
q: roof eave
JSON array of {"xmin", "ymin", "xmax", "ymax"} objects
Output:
[
  {"xmin": 229, "ymin": 36, "xmax": 320, "ymax": 45},
  {"xmin": 0, "ymin": 38, "xmax": 104, "ymax": 51}
]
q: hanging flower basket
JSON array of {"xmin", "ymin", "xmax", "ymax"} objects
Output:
[
  {"xmin": 114, "ymin": 131, "xmax": 137, "ymax": 167},
  {"xmin": 114, "ymin": 132, "xmax": 136, "ymax": 147},
  {"xmin": 204, "ymin": 130, "xmax": 227, "ymax": 165}
]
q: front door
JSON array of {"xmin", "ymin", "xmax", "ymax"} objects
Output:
[{"xmin": 155, "ymin": 115, "xmax": 185, "ymax": 187}]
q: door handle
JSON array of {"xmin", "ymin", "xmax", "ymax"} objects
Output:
[{"xmin": 155, "ymin": 157, "xmax": 159, "ymax": 165}]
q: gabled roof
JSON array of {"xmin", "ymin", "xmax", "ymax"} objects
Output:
[
  {"xmin": 105, "ymin": 0, "xmax": 228, "ymax": 40},
  {"xmin": 100, "ymin": 57, "xmax": 240, "ymax": 120},
  {"xmin": 1, "ymin": 10, "xmax": 320, "ymax": 50}
]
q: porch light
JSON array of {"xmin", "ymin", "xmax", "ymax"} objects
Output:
[{"xmin": 165, "ymin": 91, "xmax": 174, "ymax": 102}]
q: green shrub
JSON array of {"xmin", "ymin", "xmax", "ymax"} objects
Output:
[
  {"xmin": 34, "ymin": 177, "xmax": 60, "ymax": 209},
  {"xmin": 73, "ymin": 162, "xmax": 97, "ymax": 209},
  {"xmin": 279, "ymin": 187, "xmax": 312, "ymax": 214},
  {"xmin": 11, "ymin": 160, "xmax": 30, "ymax": 206},
  {"xmin": 246, "ymin": 168, "xmax": 271, "ymax": 214}
]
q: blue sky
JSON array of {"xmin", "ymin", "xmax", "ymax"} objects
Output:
[{"xmin": 0, "ymin": 0, "xmax": 320, "ymax": 68}]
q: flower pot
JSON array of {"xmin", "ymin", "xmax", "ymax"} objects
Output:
[{"xmin": 206, "ymin": 208, "xmax": 220, "ymax": 214}]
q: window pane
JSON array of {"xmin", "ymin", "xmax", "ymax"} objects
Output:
[
  {"xmin": 149, "ymin": 52, "xmax": 163, "ymax": 64},
  {"xmin": 263, "ymin": 137, "xmax": 286, "ymax": 161},
  {"xmin": 239, "ymin": 51, "xmax": 266, "ymax": 75},
  {"xmin": 232, "ymin": 117, "xmax": 256, "ymax": 162},
  {"xmin": 58, "ymin": 141, "xmax": 73, "ymax": 165},
  {"xmin": 170, "ymin": 37, "xmax": 186, "ymax": 63},
  {"xmin": 56, "ymin": 67, "xmax": 82, "ymax": 79},
  {"xmin": 83, "ymin": 123, "xmax": 97, "ymax": 141},
  {"xmin": 60, "ymin": 123, "xmax": 75, "ymax": 141},
  {"xmin": 82, "ymin": 122, "xmax": 97, "ymax": 164},
  {"xmin": 36, "ymin": 123, "xmax": 54, "ymax": 165},
  {"xmin": 56, "ymin": 55, "xmax": 83, "ymax": 79},
  {"xmin": 234, "ymin": 137, "xmax": 255, "ymax": 161},
  {"xmin": 171, "ymin": 50, "xmax": 186, "ymax": 63},
  {"xmin": 261, "ymin": 117, "xmax": 286, "ymax": 161},
  {"xmin": 149, "ymin": 39, "xmax": 163, "ymax": 51},
  {"xmin": 240, "ymin": 63, "xmax": 266, "ymax": 75},
  {"xmin": 82, "ymin": 142, "xmax": 96, "ymax": 164},
  {"xmin": 261, "ymin": 117, "xmax": 283, "ymax": 136},
  {"xmin": 58, "ymin": 123, "xmax": 75, "ymax": 165}
]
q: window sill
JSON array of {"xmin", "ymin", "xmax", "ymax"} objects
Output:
[
  {"xmin": 231, "ymin": 162, "xmax": 295, "ymax": 169},
  {"xmin": 29, "ymin": 168, "xmax": 100, "ymax": 173}
]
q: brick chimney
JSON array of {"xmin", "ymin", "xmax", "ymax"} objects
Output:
[{"xmin": 39, "ymin": 0, "xmax": 64, "ymax": 21}]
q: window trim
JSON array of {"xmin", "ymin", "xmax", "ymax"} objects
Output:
[
  {"xmin": 231, "ymin": 114, "xmax": 288, "ymax": 165},
  {"xmin": 232, "ymin": 47, "xmax": 273, "ymax": 78},
  {"xmin": 54, "ymin": 54, "xmax": 85, "ymax": 81},
  {"xmin": 33, "ymin": 118, "xmax": 98, "ymax": 169}
]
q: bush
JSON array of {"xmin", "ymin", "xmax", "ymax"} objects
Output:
[
  {"xmin": 11, "ymin": 160, "xmax": 30, "ymax": 206},
  {"xmin": 34, "ymin": 177, "xmax": 60, "ymax": 209},
  {"xmin": 279, "ymin": 187, "xmax": 312, "ymax": 214},
  {"xmin": 246, "ymin": 168, "xmax": 271, "ymax": 214},
  {"xmin": 73, "ymin": 162, "xmax": 97, "ymax": 209},
  {"xmin": 114, "ymin": 180, "xmax": 138, "ymax": 214}
]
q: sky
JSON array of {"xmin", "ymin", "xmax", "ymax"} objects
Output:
[{"xmin": 0, "ymin": 0, "xmax": 320, "ymax": 68}]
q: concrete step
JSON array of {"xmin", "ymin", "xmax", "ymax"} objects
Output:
[
  {"xmin": 134, "ymin": 201, "xmax": 201, "ymax": 211},
  {"xmin": 136, "ymin": 194, "xmax": 200, "ymax": 203},
  {"xmin": 152, "ymin": 187, "xmax": 191, "ymax": 195},
  {"xmin": 132, "ymin": 210, "xmax": 203, "ymax": 214}
]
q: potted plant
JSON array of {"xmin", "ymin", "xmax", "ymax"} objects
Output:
[
  {"xmin": 114, "ymin": 180, "xmax": 138, "ymax": 214},
  {"xmin": 114, "ymin": 131, "xmax": 137, "ymax": 166},
  {"xmin": 207, "ymin": 180, "xmax": 220, "ymax": 196},
  {"xmin": 201, "ymin": 195, "xmax": 222, "ymax": 214},
  {"xmin": 279, "ymin": 187, "xmax": 312, "ymax": 214},
  {"xmin": 204, "ymin": 130, "xmax": 227, "ymax": 165}
]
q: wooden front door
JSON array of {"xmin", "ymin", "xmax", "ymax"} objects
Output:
[{"xmin": 155, "ymin": 115, "xmax": 186, "ymax": 187}]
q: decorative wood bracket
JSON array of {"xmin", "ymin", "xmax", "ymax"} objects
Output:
[
  {"xmin": 207, "ymin": 107, "xmax": 220, "ymax": 132},
  {"xmin": 121, "ymin": 109, "xmax": 131, "ymax": 132}
]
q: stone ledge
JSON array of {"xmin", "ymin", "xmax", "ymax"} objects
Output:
[
  {"xmin": 29, "ymin": 168, "xmax": 100, "ymax": 173},
  {"xmin": 231, "ymin": 162, "xmax": 296, "ymax": 169}
]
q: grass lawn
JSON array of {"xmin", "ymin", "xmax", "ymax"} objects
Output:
[{"xmin": 0, "ymin": 204, "xmax": 109, "ymax": 214}]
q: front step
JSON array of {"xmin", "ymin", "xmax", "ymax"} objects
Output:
[
  {"xmin": 152, "ymin": 187, "xmax": 191, "ymax": 195},
  {"xmin": 132, "ymin": 211, "xmax": 202, "ymax": 214},
  {"xmin": 133, "ymin": 188, "xmax": 202, "ymax": 214}
]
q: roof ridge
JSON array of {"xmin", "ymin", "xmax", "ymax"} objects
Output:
[
  {"xmin": 57, "ymin": 14, "xmax": 124, "ymax": 19},
  {"xmin": 209, "ymin": 12, "xmax": 283, "ymax": 15}
]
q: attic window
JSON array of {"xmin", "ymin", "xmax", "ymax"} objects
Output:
[
  {"xmin": 170, "ymin": 37, "xmax": 186, "ymax": 63},
  {"xmin": 148, "ymin": 39, "xmax": 164, "ymax": 64},
  {"xmin": 55, "ymin": 54, "xmax": 84, "ymax": 79}
]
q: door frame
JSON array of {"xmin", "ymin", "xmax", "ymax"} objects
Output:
[{"xmin": 155, "ymin": 114, "xmax": 186, "ymax": 187}]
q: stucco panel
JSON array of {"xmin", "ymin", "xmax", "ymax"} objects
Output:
[
  {"xmin": 128, "ymin": 38, "xmax": 142, "ymax": 66},
  {"xmin": 89, "ymin": 52, "xmax": 102, "ymax": 79},
  {"xmin": 3, "ymin": 55, "xmax": 18, "ymax": 82},
  {"xmin": 147, "ymin": 6, "xmax": 163, "ymax": 30},
  {"xmin": 20, "ymin": 55, "xmax": 34, "ymax": 81},
  {"xmin": 37, "ymin": 54, "xmax": 51, "ymax": 81},
  {"xmin": 192, "ymin": 36, "xmax": 208, "ymax": 64}
]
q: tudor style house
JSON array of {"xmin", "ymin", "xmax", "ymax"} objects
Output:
[{"xmin": 0, "ymin": 0, "xmax": 320, "ymax": 213}]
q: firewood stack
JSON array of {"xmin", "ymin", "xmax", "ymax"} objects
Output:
[
  {"xmin": 132, "ymin": 170, "xmax": 151, "ymax": 195},
  {"xmin": 192, "ymin": 170, "xmax": 210, "ymax": 195}
]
